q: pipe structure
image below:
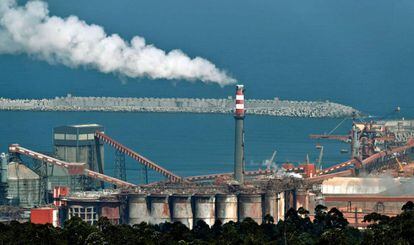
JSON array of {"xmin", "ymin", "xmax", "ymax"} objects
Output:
[{"xmin": 234, "ymin": 85, "xmax": 245, "ymax": 184}]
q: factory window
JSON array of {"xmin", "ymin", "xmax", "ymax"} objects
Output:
[
  {"xmin": 78, "ymin": 134, "xmax": 88, "ymax": 140},
  {"xmin": 54, "ymin": 133, "xmax": 65, "ymax": 140},
  {"xmin": 69, "ymin": 206, "xmax": 98, "ymax": 225},
  {"xmin": 65, "ymin": 134, "xmax": 77, "ymax": 140}
]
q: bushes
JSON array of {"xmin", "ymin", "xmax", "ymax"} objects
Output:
[{"xmin": 2, "ymin": 202, "xmax": 414, "ymax": 244}]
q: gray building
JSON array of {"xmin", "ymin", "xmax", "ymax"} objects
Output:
[
  {"xmin": 7, "ymin": 162, "xmax": 41, "ymax": 208},
  {"xmin": 52, "ymin": 124, "xmax": 104, "ymax": 191}
]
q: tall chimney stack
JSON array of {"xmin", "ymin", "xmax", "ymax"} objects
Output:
[{"xmin": 234, "ymin": 84, "xmax": 245, "ymax": 184}]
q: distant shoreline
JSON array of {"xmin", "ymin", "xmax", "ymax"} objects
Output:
[{"xmin": 0, "ymin": 96, "xmax": 360, "ymax": 118}]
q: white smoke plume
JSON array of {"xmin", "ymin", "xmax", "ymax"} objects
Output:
[{"xmin": 0, "ymin": 0, "xmax": 236, "ymax": 86}]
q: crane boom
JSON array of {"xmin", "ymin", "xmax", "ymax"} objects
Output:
[
  {"xmin": 317, "ymin": 146, "xmax": 324, "ymax": 170},
  {"xmin": 395, "ymin": 157, "xmax": 404, "ymax": 173},
  {"xmin": 309, "ymin": 134, "xmax": 350, "ymax": 142}
]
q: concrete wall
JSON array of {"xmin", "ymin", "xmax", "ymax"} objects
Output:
[{"xmin": 128, "ymin": 191, "xmax": 293, "ymax": 228}]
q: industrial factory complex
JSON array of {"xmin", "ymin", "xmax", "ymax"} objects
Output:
[{"xmin": 1, "ymin": 85, "xmax": 414, "ymax": 228}]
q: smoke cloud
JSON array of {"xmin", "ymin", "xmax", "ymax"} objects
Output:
[{"xmin": 0, "ymin": 0, "xmax": 236, "ymax": 86}]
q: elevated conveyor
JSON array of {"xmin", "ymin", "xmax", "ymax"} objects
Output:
[
  {"xmin": 8, "ymin": 144, "xmax": 136, "ymax": 188},
  {"xmin": 94, "ymin": 131, "xmax": 182, "ymax": 182},
  {"xmin": 316, "ymin": 140, "xmax": 414, "ymax": 176}
]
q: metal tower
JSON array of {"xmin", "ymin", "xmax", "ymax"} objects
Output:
[{"xmin": 114, "ymin": 150, "xmax": 126, "ymax": 182}]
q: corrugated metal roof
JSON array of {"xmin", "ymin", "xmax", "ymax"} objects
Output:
[
  {"xmin": 321, "ymin": 177, "xmax": 399, "ymax": 195},
  {"xmin": 8, "ymin": 162, "xmax": 39, "ymax": 180},
  {"xmin": 54, "ymin": 124, "xmax": 103, "ymax": 133}
]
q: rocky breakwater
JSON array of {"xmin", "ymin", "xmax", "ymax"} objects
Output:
[{"xmin": 0, "ymin": 96, "xmax": 360, "ymax": 118}]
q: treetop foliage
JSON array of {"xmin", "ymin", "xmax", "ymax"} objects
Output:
[{"xmin": 1, "ymin": 202, "xmax": 414, "ymax": 244}]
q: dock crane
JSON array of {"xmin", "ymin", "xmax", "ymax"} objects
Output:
[
  {"xmin": 395, "ymin": 157, "xmax": 406, "ymax": 174},
  {"xmin": 317, "ymin": 146, "xmax": 324, "ymax": 170},
  {"xmin": 264, "ymin": 150, "xmax": 277, "ymax": 170}
]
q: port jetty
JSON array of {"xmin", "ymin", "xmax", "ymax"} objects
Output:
[{"xmin": 0, "ymin": 95, "xmax": 359, "ymax": 118}]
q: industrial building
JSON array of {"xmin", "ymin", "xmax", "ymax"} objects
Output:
[
  {"xmin": 57, "ymin": 181, "xmax": 298, "ymax": 228},
  {"xmin": 319, "ymin": 177, "xmax": 414, "ymax": 227},
  {"xmin": 1, "ymin": 85, "xmax": 414, "ymax": 228},
  {"xmin": 52, "ymin": 124, "xmax": 104, "ymax": 191}
]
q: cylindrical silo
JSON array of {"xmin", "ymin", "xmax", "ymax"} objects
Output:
[
  {"xmin": 296, "ymin": 189, "xmax": 309, "ymax": 211},
  {"xmin": 216, "ymin": 194, "xmax": 237, "ymax": 224},
  {"xmin": 277, "ymin": 192, "xmax": 285, "ymax": 221},
  {"xmin": 149, "ymin": 194, "xmax": 170, "ymax": 224},
  {"xmin": 128, "ymin": 194, "xmax": 150, "ymax": 225},
  {"xmin": 238, "ymin": 194, "xmax": 263, "ymax": 224},
  {"xmin": 170, "ymin": 194, "xmax": 193, "ymax": 228},
  {"xmin": 264, "ymin": 192, "xmax": 278, "ymax": 221},
  {"xmin": 193, "ymin": 194, "xmax": 215, "ymax": 227}
]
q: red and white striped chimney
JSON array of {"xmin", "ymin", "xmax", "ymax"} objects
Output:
[
  {"xmin": 235, "ymin": 85, "xmax": 245, "ymax": 118},
  {"xmin": 234, "ymin": 84, "xmax": 245, "ymax": 183}
]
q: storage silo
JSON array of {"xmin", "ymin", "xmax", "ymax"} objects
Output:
[{"xmin": 7, "ymin": 162, "xmax": 40, "ymax": 208}]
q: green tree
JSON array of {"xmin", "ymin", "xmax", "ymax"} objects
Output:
[{"xmin": 62, "ymin": 216, "xmax": 98, "ymax": 245}]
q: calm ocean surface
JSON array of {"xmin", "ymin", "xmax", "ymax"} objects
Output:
[
  {"xmin": 1, "ymin": 0, "xmax": 413, "ymax": 183},
  {"xmin": 0, "ymin": 111, "xmax": 350, "ymax": 183}
]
